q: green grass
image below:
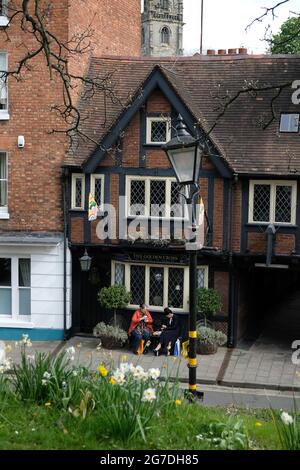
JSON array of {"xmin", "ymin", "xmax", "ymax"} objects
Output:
[{"xmin": 0, "ymin": 399, "xmax": 280, "ymax": 450}]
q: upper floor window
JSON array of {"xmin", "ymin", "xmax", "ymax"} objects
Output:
[
  {"xmin": 90, "ymin": 174, "xmax": 104, "ymax": 211},
  {"xmin": 161, "ymin": 26, "xmax": 170, "ymax": 44},
  {"xmin": 71, "ymin": 174, "xmax": 85, "ymax": 210},
  {"xmin": 0, "ymin": 52, "xmax": 9, "ymax": 119},
  {"xmin": 127, "ymin": 176, "xmax": 186, "ymax": 219},
  {"xmin": 146, "ymin": 116, "xmax": 171, "ymax": 144},
  {"xmin": 280, "ymin": 113, "xmax": 299, "ymax": 133},
  {"xmin": 0, "ymin": 1, "xmax": 9, "ymax": 26},
  {"xmin": 249, "ymin": 180, "xmax": 297, "ymax": 225},
  {"xmin": 0, "ymin": 151, "xmax": 8, "ymax": 219}
]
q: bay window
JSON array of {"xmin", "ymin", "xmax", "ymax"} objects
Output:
[{"xmin": 111, "ymin": 261, "xmax": 208, "ymax": 312}]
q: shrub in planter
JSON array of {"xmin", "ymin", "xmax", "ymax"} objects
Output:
[
  {"xmin": 197, "ymin": 288, "xmax": 222, "ymax": 326},
  {"xmin": 98, "ymin": 285, "xmax": 131, "ymax": 327},
  {"xmin": 196, "ymin": 326, "xmax": 227, "ymax": 355},
  {"xmin": 93, "ymin": 322, "xmax": 128, "ymax": 349}
]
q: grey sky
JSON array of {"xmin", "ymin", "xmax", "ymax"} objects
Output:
[{"xmin": 142, "ymin": 1, "xmax": 300, "ymax": 54}]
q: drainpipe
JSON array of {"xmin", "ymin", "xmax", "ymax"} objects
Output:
[
  {"xmin": 62, "ymin": 167, "xmax": 69, "ymax": 341},
  {"xmin": 227, "ymin": 173, "xmax": 238, "ymax": 348}
]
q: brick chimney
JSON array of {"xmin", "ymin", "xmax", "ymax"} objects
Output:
[
  {"xmin": 218, "ymin": 49, "xmax": 227, "ymax": 55},
  {"xmin": 207, "ymin": 49, "xmax": 216, "ymax": 55},
  {"xmin": 238, "ymin": 47, "xmax": 248, "ymax": 55},
  {"xmin": 228, "ymin": 48, "xmax": 237, "ymax": 55}
]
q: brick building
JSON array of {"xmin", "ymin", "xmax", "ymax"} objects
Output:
[
  {"xmin": 0, "ymin": 0, "xmax": 141, "ymax": 339},
  {"xmin": 65, "ymin": 52, "xmax": 300, "ymax": 346}
]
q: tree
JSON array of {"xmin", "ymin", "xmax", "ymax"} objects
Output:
[
  {"xmin": 270, "ymin": 16, "xmax": 300, "ymax": 54},
  {"xmin": 98, "ymin": 285, "xmax": 131, "ymax": 327}
]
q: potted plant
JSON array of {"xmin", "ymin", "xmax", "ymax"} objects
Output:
[
  {"xmin": 196, "ymin": 288, "xmax": 222, "ymax": 327},
  {"xmin": 93, "ymin": 322, "xmax": 128, "ymax": 349},
  {"xmin": 197, "ymin": 326, "xmax": 227, "ymax": 355},
  {"xmin": 98, "ymin": 285, "xmax": 131, "ymax": 327}
]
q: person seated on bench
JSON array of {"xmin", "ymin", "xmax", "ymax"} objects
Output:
[
  {"xmin": 153, "ymin": 308, "xmax": 180, "ymax": 356},
  {"xmin": 128, "ymin": 303, "xmax": 153, "ymax": 355}
]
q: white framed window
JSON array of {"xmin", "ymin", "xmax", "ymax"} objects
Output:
[
  {"xmin": 280, "ymin": 114, "xmax": 299, "ymax": 133},
  {"xmin": 146, "ymin": 117, "xmax": 171, "ymax": 144},
  {"xmin": 0, "ymin": 52, "xmax": 9, "ymax": 119},
  {"xmin": 111, "ymin": 261, "xmax": 208, "ymax": 312},
  {"xmin": 0, "ymin": 1, "xmax": 9, "ymax": 27},
  {"xmin": 249, "ymin": 180, "xmax": 297, "ymax": 225},
  {"xmin": 0, "ymin": 151, "xmax": 8, "ymax": 219},
  {"xmin": 126, "ymin": 176, "xmax": 187, "ymax": 219},
  {"xmin": 90, "ymin": 174, "xmax": 104, "ymax": 211},
  {"xmin": 0, "ymin": 257, "xmax": 31, "ymax": 318},
  {"xmin": 71, "ymin": 174, "xmax": 85, "ymax": 210}
]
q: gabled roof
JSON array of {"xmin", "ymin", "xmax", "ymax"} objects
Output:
[{"xmin": 65, "ymin": 54, "xmax": 300, "ymax": 176}]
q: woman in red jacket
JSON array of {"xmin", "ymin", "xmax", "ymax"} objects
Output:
[{"xmin": 128, "ymin": 304, "xmax": 153, "ymax": 354}]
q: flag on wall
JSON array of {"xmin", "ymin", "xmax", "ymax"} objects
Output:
[
  {"xmin": 88, "ymin": 193, "xmax": 98, "ymax": 221},
  {"xmin": 198, "ymin": 197, "xmax": 205, "ymax": 249}
]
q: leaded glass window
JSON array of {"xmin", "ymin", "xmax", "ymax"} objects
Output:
[
  {"xmin": 253, "ymin": 184, "xmax": 270, "ymax": 222},
  {"xmin": 168, "ymin": 268, "xmax": 184, "ymax": 309},
  {"xmin": 130, "ymin": 180, "xmax": 145, "ymax": 216},
  {"xmin": 150, "ymin": 180, "xmax": 166, "ymax": 216},
  {"xmin": 115, "ymin": 263, "xmax": 125, "ymax": 286},
  {"xmin": 151, "ymin": 120, "xmax": 167, "ymax": 142},
  {"xmin": 275, "ymin": 186, "xmax": 292, "ymax": 223},
  {"xmin": 149, "ymin": 267, "xmax": 164, "ymax": 306},
  {"xmin": 197, "ymin": 267, "xmax": 206, "ymax": 289},
  {"xmin": 170, "ymin": 181, "xmax": 184, "ymax": 218},
  {"xmin": 72, "ymin": 174, "xmax": 85, "ymax": 210},
  {"xmin": 130, "ymin": 265, "xmax": 145, "ymax": 305},
  {"xmin": 94, "ymin": 177, "xmax": 103, "ymax": 208}
]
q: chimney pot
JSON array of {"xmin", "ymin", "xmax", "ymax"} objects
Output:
[
  {"xmin": 228, "ymin": 48, "xmax": 237, "ymax": 55},
  {"xmin": 218, "ymin": 49, "xmax": 227, "ymax": 55},
  {"xmin": 207, "ymin": 49, "xmax": 216, "ymax": 55},
  {"xmin": 238, "ymin": 47, "xmax": 248, "ymax": 55}
]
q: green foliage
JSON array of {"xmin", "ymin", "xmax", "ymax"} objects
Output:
[
  {"xmin": 98, "ymin": 285, "xmax": 131, "ymax": 310},
  {"xmin": 197, "ymin": 326, "xmax": 227, "ymax": 346},
  {"xmin": 196, "ymin": 415, "xmax": 249, "ymax": 450},
  {"xmin": 93, "ymin": 322, "xmax": 128, "ymax": 345},
  {"xmin": 270, "ymin": 17, "xmax": 300, "ymax": 54},
  {"xmin": 12, "ymin": 349, "xmax": 88, "ymax": 408},
  {"xmin": 271, "ymin": 405, "xmax": 300, "ymax": 450},
  {"xmin": 197, "ymin": 288, "xmax": 222, "ymax": 317}
]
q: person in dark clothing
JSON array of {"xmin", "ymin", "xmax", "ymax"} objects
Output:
[{"xmin": 153, "ymin": 308, "xmax": 180, "ymax": 356}]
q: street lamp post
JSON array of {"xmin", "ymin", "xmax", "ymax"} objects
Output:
[{"xmin": 162, "ymin": 115, "xmax": 204, "ymax": 398}]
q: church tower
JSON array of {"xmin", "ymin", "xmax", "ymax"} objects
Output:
[{"xmin": 142, "ymin": 1, "xmax": 184, "ymax": 56}]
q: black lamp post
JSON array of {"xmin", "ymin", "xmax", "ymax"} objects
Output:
[
  {"xmin": 79, "ymin": 249, "xmax": 92, "ymax": 272},
  {"xmin": 162, "ymin": 115, "xmax": 204, "ymax": 398}
]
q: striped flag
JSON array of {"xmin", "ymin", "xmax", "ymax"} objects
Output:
[{"xmin": 88, "ymin": 193, "xmax": 98, "ymax": 221}]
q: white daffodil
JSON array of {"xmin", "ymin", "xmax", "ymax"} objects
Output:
[
  {"xmin": 142, "ymin": 388, "xmax": 156, "ymax": 402},
  {"xmin": 112, "ymin": 371, "xmax": 125, "ymax": 385},
  {"xmin": 72, "ymin": 370, "xmax": 78, "ymax": 377},
  {"xmin": 132, "ymin": 365, "xmax": 148, "ymax": 381},
  {"xmin": 65, "ymin": 346, "xmax": 75, "ymax": 361},
  {"xmin": 148, "ymin": 368, "xmax": 160, "ymax": 380},
  {"xmin": 281, "ymin": 412, "xmax": 294, "ymax": 425},
  {"xmin": 41, "ymin": 379, "xmax": 48, "ymax": 386},
  {"xmin": 43, "ymin": 371, "xmax": 51, "ymax": 380}
]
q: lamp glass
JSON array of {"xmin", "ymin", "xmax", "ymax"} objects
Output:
[
  {"xmin": 167, "ymin": 145, "xmax": 201, "ymax": 185},
  {"xmin": 80, "ymin": 250, "xmax": 92, "ymax": 272}
]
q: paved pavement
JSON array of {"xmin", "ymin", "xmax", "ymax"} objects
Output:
[{"xmin": 2, "ymin": 332, "xmax": 300, "ymax": 392}]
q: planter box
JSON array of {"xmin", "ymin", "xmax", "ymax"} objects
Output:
[
  {"xmin": 96, "ymin": 334, "xmax": 126, "ymax": 350},
  {"xmin": 197, "ymin": 342, "xmax": 218, "ymax": 355}
]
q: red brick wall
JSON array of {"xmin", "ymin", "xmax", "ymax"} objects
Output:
[
  {"xmin": 71, "ymin": 217, "xmax": 84, "ymax": 244},
  {"xmin": 0, "ymin": 0, "xmax": 140, "ymax": 234},
  {"xmin": 248, "ymin": 233, "xmax": 266, "ymax": 252},
  {"xmin": 213, "ymin": 179, "xmax": 223, "ymax": 248},
  {"xmin": 146, "ymin": 90, "xmax": 172, "ymax": 113},
  {"xmin": 146, "ymin": 149, "xmax": 170, "ymax": 168},
  {"xmin": 232, "ymin": 182, "xmax": 242, "ymax": 252},
  {"xmin": 123, "ymin": 113, "xmax": 140, "ymax": 167},
  {"xmin": 275, "ymin": 234, "xmax": 295, "ymax": 255}
]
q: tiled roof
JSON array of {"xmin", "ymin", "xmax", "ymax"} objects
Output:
[{"xmin": 65, "ymin": 54, "xmax": 300, "ymax": 176}]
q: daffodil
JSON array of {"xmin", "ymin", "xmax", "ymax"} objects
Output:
[
  {"xmin": 98, "ymin": 364, "xmax": 108, "ymax": 377},
  {"xmin": 109, "ymin": 377, "xmax": 116, "ymax": 385},
  {"xmin": 255, "ymin": 421, "xmax": 262, "ymax": 427},
  {"xmin": 45, "ymin": 402, "xmax": 51, "ymax": 408},
  {"xmin": 175, "ymin": 399, "xmax": 182, "ymax": 406},
  {"xmin": 281, "ymin": 412, "xmax": 293, "ymax": 425},
  {"xmin": 142, "ymin": 388, "xmax": 156, "ymax": 402},
  {"xmin": 4, "ymin": 344, "xmax": 12, "ymax": 353}
]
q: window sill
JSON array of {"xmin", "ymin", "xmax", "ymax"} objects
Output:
[
  {"xmin": 246, "ymin": 222, "xmax": 297, "ymax": 228},
  {"xmin": 0, "ymin": 320, "xmax": 34, "ymax": 328},
  {"xmin": 0, "ymin": 16, "xmax": 9, "ymax": 27},
  {"xmin": 0, "ymin": 212, "xmax": 9, "ymax": 220},
  {"xmin": 0, "ymin": 112, "xmax": 10, "ymax": 121}
]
